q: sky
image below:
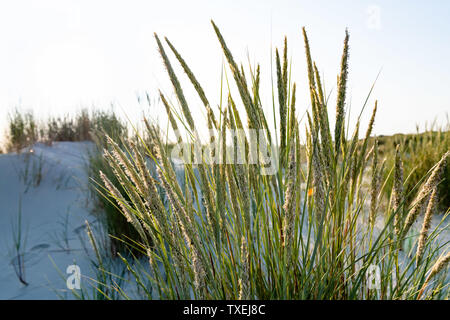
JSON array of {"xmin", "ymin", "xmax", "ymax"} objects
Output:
[{"xmin": 1, "ymin": 0, "xmax": 449, "ymax": 143}]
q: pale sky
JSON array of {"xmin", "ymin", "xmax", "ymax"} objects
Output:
[{"xmin": 1, "ymin": 0, "xmax": 449, "ymax": 143}]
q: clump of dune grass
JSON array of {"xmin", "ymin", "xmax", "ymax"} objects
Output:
[
  {"xmin": 5, "ymin": 109, "xmax": 38, "ymax": 153},
  {"xmin": 3, "ymin": 108, "xmax": 129, "ymax": 151},
  {"xmin": 93, "ymin": 21, "xmax": 449, "ymax": 300}
]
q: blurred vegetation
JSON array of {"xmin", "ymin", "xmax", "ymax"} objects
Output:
[
  {"xmin": 379, "ymin": 121, "xmax": 450, "ymax": 212},
  {"xmin": 4, "ymin": 108, "xmax": 122, "ymax": 151},
  {"xmin": 6, "ymin": 109, "xmax": 39, "ymax": 153}
]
